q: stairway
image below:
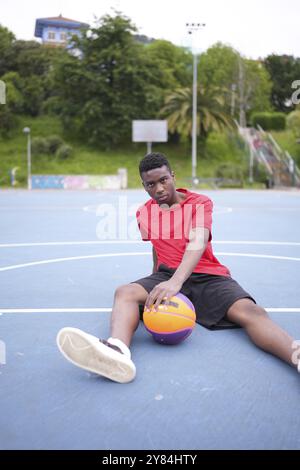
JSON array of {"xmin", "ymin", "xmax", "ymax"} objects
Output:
[{"xmin": 239, "ymin": 126, "xmax": 300, "ymax": 188}]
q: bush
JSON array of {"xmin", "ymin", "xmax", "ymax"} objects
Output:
[
  {"xmin": 205, "ymin": 132, "xmax": 246, "ymax": 162},
  {"xmin": 42, "ymin": 96, "xmax": 63, "ymax": 115},
  {"xmin": 32, "ymin": 135, "xmax": 67, "ymax": 157},
  {"xmin": 253, "ymin": 162, "xmax": 272, "ymax": 186},
  {"xmin": 56, "ymin": 144, "xmax": 73, "ymax": 160},
  {"xmin": 287, "ymin": 111, "xmax": 300, "ymax": 137},
  {"xmin": 251, "ymin": 112, "xmax": 270, "ymax": 130},
  {"xmin": 251, "ymin": 112, "xmax": 286, "ymax": 131},
  {"xmin": 206, "ymin": 134, "xmax": 230, "ymax": 161},
  {"xmin": 46, "ymin": 135, "xmax": 64, "ymax": 154},
  {"xmin": 214, "ymin": 162, "xmax": 244, "ymax": 186},
  {"xmin": 271, "ymin": 113, "xmax": 286, "ymax": 130},
  {"xmin": 0, "ymin": 107, "xmax": 18, "ymax": 137},
  {"xmin": 31, "ymin": 137, "xmax": 49, "ymax": 155}
]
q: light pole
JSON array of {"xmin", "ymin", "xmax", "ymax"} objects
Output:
[
  {"xmin": 186, "ymin": 22, "xmax": 206, "ymax": 186},
  {"xmin": 23, "ymin": 127, "xmax": 31, "ymax": 190},
  {"xmin": 238, "ymin": 56, "xmax": 246, "ymax": 128},
  {"xmin": 231, "ymin": 83, "xmax": 237, "ymax": 117}
]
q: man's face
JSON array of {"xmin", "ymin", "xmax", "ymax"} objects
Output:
[{"xmin": 141, "ymin": 165, "xmax": 176, "ymax": 205}]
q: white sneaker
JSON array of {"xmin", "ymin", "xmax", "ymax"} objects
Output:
[{"xmin": 56, "ymin": 327, "xmax": 136, "ymax": 383}]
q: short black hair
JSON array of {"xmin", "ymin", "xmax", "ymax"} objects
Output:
[{"xmin": 139, "ymin": 152, "xmax": 172, "ymax": 176}]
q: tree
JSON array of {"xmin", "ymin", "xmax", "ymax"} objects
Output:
[
  {"xmin": 9, "ymin": 41, "xmax": 47, "ymax": 76},
  {"xmin": 241, "ymin": 59, "xmax": 273, "ymax": 124},
  {"xmin": 0, "ymin": 72, "xmax": 23, "ymax": 136},
  {"xmin": 0, "ymin": 25, "xmax": 15, "ymax": 76},
  {"xmin": 21, "ymin": 75, "xmax": 44, "ymax": 116},
  {"xmin": 145, "ymin": 40, "xmax": 192, "ymax": 89},
  {"xmin": 11, "ymin": 41, "xmax": 67, "ymax": 116},
  {"xmin": 199, "ymin": 44, "xmax": 272, "ymax": 123},
  {"xmin": 0, "ymin": 72, "xmax": 23, "ymax": 112},
  {"xmin": 264, "ymin": 54, "xmax": 300, "ymax": 112},
  {"xmin": 141, "ymin": 40, "xmax": 192, "ymax": 117},
  {"xmin": 199, "ymin": 43, "xmax": 240, "ymax": 115},
  {"xmin": 53, "ymin": 13, "xmax": 165, "ymax": 147},
  {"xmin": 160, "ymin": 85, "xmax": 233, "ymax": 145},
  {"xmin": 0, "ymin": 32, "xmax": 67, "ymax": 118}
]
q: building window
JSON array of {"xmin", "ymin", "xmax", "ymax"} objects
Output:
[
  {"xmin": 60, "ymin": 32, "xmax": 67, "ymax": 41},
  {"xmin": 48, "ymin": 31, "xmax": 56, "ymax": 40}
]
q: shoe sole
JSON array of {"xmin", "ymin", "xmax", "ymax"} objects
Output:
[{"xmin": 56, "ymin": 327, "xmax": 136, "ymax": 383}]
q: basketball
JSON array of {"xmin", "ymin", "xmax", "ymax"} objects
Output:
[{"xmin": 143, "ymin": 293, "xmax": 196, "ymax": 345}]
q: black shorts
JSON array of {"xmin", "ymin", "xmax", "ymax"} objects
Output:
[{"xmin": 133, "ymin": 264, "xmax": 256, "ymax": 330}]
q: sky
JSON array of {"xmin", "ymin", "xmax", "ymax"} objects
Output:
[{"xmin": 1, "ymin": 0, "xmax": 300, "ymax": 59}]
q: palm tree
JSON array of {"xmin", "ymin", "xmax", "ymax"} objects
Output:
[{"xmin": 160, "ymin": 85, "xmax": 234, "ymax": 141}]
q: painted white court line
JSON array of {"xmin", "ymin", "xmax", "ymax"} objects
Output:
[
  {"xmin": 1, "ymin": 240, "xmax": 300, "ymax": 248},
  {"xmin": 215, "ymin": 241, "xmax": 300, "ymax": 246},
  {"xmin": 0, "ymin": 307, "xmax": 299, "ymax": 314},
  {"xmin": 215, "ymin": 252, "xmax": 300, "ymax": 261},
  {"xmin": 0, "ymin": 308, "xmax": 112, "ymax": 314},
  {"xmin": 1, "ymin": 251, "xmax": 300, "ymax": 273},
  {"xmin": 266, "ymin": 309, "xmax": 300, "ymax": 313},
  {"xmin": 0, "ymin": 241, "xmax": 143, "ymax": 248},
  {"xmin": 0, "ymin": 206, "xmax": 84, "ymax": 211},
  {"xmin": 0, "ymin": 252, "xmax": 150, "ymax": 272}
]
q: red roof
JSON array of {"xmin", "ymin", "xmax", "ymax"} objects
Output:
[{"xmin": 43, "ymin": 15, "xmax": 82, "ymax": 23}]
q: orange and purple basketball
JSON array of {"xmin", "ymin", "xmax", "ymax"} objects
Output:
[{"xmin": 143, "ymin": 293, "xmax": 196, "ymax": 345}]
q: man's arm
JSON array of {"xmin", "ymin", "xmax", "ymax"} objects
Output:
[
  {"xmin": 145, "ymin": 227, "xmax": 210, "ymax": 310},
  {"xmin": 171, "ymin": 227, "xmax": 210, "ymax": 285},
  {"xmin": 152, "ymin": 246, "xmax": 158, "ymax": 273}
]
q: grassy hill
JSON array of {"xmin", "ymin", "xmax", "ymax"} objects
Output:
[{"xmin": 0, "ymin": 115, "xmax": 252, "ymax": 189}]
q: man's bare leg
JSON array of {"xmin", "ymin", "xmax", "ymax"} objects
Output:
[
  {"xmin": 110, "ymin": 283, "xmax": 149, "ymax": 347},
  {"xmin": 56, "ymin": 283, "xmax": 148, "ymax": 382},
  {"xmin": 227, "ymin": 298, "xmax": 298, "ymax": 368}
]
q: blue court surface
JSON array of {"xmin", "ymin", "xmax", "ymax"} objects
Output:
[{"xmin": 0, "ymin": 188, "xmax": 300, "ymax": 450}]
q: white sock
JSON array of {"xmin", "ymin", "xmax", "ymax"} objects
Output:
[{"xmin": 107, "ymin": 337, "xmax": 131, "ymax": 359}]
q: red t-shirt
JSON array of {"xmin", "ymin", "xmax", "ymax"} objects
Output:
[{"xmin": 136, "ymin": 188, "xmax": 230, "ymax": 277}]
